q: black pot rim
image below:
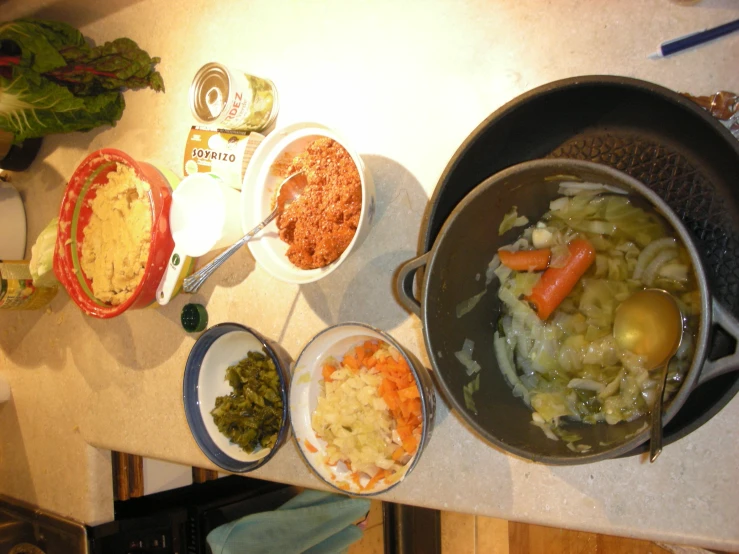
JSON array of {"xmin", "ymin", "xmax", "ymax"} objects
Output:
[{"xmin": 421, "ymin": 74, "xmax": 739, "ymax": 254}]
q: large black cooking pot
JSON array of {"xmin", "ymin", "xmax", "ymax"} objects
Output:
[{"xmin": 396, "ymin": 159, "xmax": 739, "ymax": 464}]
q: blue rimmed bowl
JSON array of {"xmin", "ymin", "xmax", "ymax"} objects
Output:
[{"xmin": 183, "ymin": 323, "xmax": 291, "ymax": 472}]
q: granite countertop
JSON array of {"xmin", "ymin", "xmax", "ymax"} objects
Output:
[{"xmin": 1, "ymin": 0, "xmax": 738, "ymax": 548}]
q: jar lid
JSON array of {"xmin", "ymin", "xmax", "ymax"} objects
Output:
[{"xmin": 181, "ymin": 303, "xmax": 208, "ymax": 333}]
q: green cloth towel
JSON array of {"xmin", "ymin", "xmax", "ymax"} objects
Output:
[{"xmin": 207, "ymin": 490, "xmax": 371, "ymax": 554}]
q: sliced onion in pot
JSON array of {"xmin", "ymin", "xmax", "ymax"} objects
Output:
[
  {"xmin": 642, "ymin": 248, "xmax": 678, "ymax": 286},
  {"xmin": 567, "ymin": 378, "xmax": 606, "ymax": 393},
  {"xmin": 456, "ymin": 290, "xmax": 486, "ymax": 318},
  {"xmin": 531, "ymin": 412, "xmax": 559, "ymax": 441},
  {"xmin": 549, "ymin": 197, "xmax": 570, "ymax": 212},
  {"xmin": 485, "ymin": 254, "xmax": 501, "ymax": 285},
  {"xmin": 558, "ymin": 182, "xmax": 628, "ymax": 196},
  {"xmin": 599, "ymin": 370, "xmax": 624, "ymax": 399},
  {"xmin": 455, "ymin": 338, "xmax": 480, "ymax": 375},
  {"xmin": 633, "ymin": 237, "xmax": 676, "ymax": 280},
  {"xmin": 495, "ymin": 331, "xmax": 530, "ymax": 405},
  {"xmin": 550, "ymin": 243, "xmax": 571, "ymax": 268},
  {"xmin": 658, "ymin": 262, "xmax": 689, "ymax": 283}
]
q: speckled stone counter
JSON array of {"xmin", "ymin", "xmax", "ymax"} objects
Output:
[{"xmin": 1, "ymin": 0, "xmax": 738, "ymax": 548}]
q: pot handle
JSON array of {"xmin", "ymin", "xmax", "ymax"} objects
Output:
[
  {"xmin": 395, "ymin": 253, "xmax": 430, "ymax": 317},
  {"xmin": 698, "ymin": 300, "xmax": 739, "ymax": 386}
]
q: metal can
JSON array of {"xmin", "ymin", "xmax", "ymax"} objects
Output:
[{"xmin": 189, "ymin": 63, "xmax": 279, "ymax": 132}]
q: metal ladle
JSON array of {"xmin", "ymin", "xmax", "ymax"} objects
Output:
[
  {"xmin": 182, "ymin": 171, "xmax": 308, "ymax": 294},
  {"xmin": 613, "ymin": 288, "xmax": 683, "ymax": 462}
]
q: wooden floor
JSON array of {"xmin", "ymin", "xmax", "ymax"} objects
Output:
[
  {"xmin": 348, "ymin": 502, "xmax": 704, "ymax": 554},
  {"xmin": 348, "ymin": 500, "xmax": 385, "ymax": 554},
  {"xmin": 506, "ymin": 521, "xmax": 672, "ymax": 554}
]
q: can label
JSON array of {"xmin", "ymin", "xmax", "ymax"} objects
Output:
[
  {"xmin": 0, "ymin": 261, "xmax": 57, "ymax": 310},
  {"xmin": 183, "ymin": 127, "xmax": 264, "ymax": 190},
  {"xmin": 190, "ymin": 63, "xmax": 278, "ymax": 132},
  {"xmin": 220, "ymin": 69, "xmax": 252, "ymax": 128}
]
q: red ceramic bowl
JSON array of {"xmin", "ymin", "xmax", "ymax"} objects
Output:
[{"xmin": 54, "ymin": 148, "xmax": 174, "ymax": 318}]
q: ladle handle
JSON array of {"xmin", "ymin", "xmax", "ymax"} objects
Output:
[
  {"xmin": 182, "ymin": 208, "xmax": 278, "ymax": 294},
  {"xmin": 697, "ymin": 300, "xmax": 739, "ymax": 386},
  {"xmin": 649, "ymin": 367, "xmax": 667, "ymax": 463}
]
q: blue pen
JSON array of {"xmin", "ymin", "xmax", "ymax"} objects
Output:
[{"xmin": 649, "ymin": 17, "xmax": 739, "ymax": 58}]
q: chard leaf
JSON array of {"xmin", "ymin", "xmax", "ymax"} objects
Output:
[
  {"xmin": 0, "ymin": 68, "xmax": 124, "ymax": 143},
  {"xmin": 0, "ymin": 19, "xmax": 162, "ymax": 143},
  {"xmin": 0, "ymin": 19, "xmax": 85, "ymax": 73},
  {"xmin": 52, "ymin": 38, "xmax": 165, "ymax": 95}
]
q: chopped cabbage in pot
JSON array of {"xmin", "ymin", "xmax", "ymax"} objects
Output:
[{"xmin": 486, "ymin": 189, "xmax": 699, "ymax": 447}]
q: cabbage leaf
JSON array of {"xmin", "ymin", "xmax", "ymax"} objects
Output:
[{"xmin": 29, "ymin": 217, "xmax": 58, "ymax": 286}]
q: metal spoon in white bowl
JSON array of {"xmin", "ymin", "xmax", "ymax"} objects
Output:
[
  {"xmin": 613, "ymin": 288, "xmax": 683, "ymax": 462},
  {"xmin": 182, "ymin": 171, "xmax": 308, "ymax": 294}
]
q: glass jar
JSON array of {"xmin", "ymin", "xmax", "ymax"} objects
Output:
[{"xmin": 0, "ymin": 261, "xmax": 57, "ymax": 310}]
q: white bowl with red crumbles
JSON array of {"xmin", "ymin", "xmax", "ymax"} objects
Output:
[{"xmin": 241, "ymin": 122, "xmax": 376, "ymax": 284}]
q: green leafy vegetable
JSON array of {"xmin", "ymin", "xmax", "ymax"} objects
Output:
[
  {"xmin": 0, "ymin": 20, "xmax": 85, "ymax": 73},
  {"xmin": 45, "ymin": 37, "xmax": 164, "ymax": 95},
  {"xmin": 211, "ymin": 351, "xmax": 283, "ymax": 453},
  {"xmin": 1, "ymin": 70, "xmax": 124, "ymax": 142},
  {"xmin": 0, "ymin": 19, "xmax": 163, "ymax": 144}
]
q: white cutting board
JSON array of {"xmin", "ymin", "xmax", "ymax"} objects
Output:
[{"xmin": 0, "ymin": 182, "xmax": 27, "ymax": 260}]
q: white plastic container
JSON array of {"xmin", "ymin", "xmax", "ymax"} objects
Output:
[{"xmin": 157, "ymin": 173, "xmax": 243, "ymax": 304}]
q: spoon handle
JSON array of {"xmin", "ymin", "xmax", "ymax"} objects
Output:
[
  {"xmin": 649, "ymin": 365, "xmax": 668, "ymax": 463},
  {"xmin": 182, "ymin": 208, "xmax": 278, "ymax": 294}
]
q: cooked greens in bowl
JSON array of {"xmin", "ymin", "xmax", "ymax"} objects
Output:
[{"xmin": 211, "ymin": 351, "xmax": 284, "ymax": 453}]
